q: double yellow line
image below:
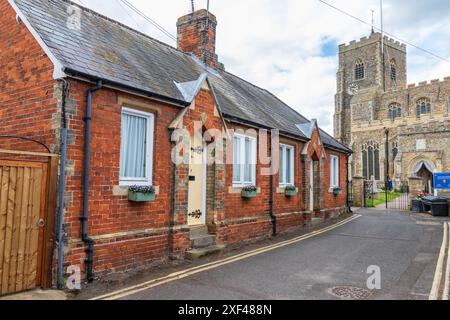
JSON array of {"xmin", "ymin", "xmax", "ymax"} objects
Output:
[
  {"xmin": 429, "ymin": 222, "xmax": 450, "ymax": 300},
  {"xmin": 92, "ymin": 214, "xmax": 361, "ymax": 300}
]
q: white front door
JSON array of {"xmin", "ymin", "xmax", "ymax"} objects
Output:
[
  {"xmin": 310, "ymin": 160, "xmax": 314, "ymax": 211},
  {"xmin": 188, "ymin": 135, "xmax": 206, "ymax": 226}
]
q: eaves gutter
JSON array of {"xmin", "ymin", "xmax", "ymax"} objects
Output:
[{"xmin": 63, "ymin": 67, "xmax": 191, "ymax": 108}]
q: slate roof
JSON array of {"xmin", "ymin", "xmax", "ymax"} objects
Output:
[{"xmin": 12, "ymin": 0, "xmax": 351, "ymax": 153}]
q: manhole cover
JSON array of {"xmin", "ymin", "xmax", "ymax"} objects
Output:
[{"xmin": 327, "ymin": 286, "xmax": 373, "ymax": 300}]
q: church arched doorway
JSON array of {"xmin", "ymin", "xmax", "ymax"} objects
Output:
[{"xmin": 414, "ymin": 160, "xmax": 434, "ymax": 193}]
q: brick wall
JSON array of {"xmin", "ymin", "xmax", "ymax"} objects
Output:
[
  {"xmin": 219, "ymin": 123, "xmax": 348, "ymax": 244},
  {"xmin": 0, "ymin": 0, "xmax": 60, "ymax": 153},
  {"xmin": 62, "ymin": 79, "xmax": 230, "ymax": 276},
  {"xmin": 62, "ymin": 79, "xmax": 188, "ymax": 276},
  {"xmin": 322, "ymin": 151, "xmax": 348, "ymax": 216}
]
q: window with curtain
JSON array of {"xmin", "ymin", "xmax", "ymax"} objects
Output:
[
  {"xmin": 330, "ymin": 155, "xmax": 340, "ymax": 188},
  {"xmin": 355, "ymin": 59, "xmax": 365, "ymax": 80},
  {"xmin": 232, "ymin": 134, "xmax": 256, "ymax": 186},
  {"xmin": 119, "ymin": 108, "xmax": 154, "ymax": 186},
  {"xmin": 279, "ymin": 144, "xmax": 294, "ymax": 186},
  {"xmin": 361, "ymin": 141, "xmax": 380, "ymax": 180}
]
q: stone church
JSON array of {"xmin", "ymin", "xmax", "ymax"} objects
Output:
[{"xmin": 334, "ymin": 31, "xmax": 450, "ymax": 193}]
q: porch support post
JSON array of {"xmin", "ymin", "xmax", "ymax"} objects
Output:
[
  {"xmin": 352, "ymin": 176, "xmax": 364, "ymax": 207},
  {"xmin": 319, "ymin": 157, "xmax": 325, "ymax": 211},
  {"xmin": 169, "ymin": 137, "xmax": 190, "ymax": 260},
  {"xmin": 214, "ymin": 137, "xmax": 226, "ymax": 223}
]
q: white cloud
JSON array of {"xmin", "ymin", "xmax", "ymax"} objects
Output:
[{"xmin": 73, "ymin": 0, "xmax": 450, "ymax": 134}]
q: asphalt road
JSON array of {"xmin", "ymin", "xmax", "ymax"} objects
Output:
[{"xmin": 121, "ymin": 209, "xmax": 445, "ymax": 300}]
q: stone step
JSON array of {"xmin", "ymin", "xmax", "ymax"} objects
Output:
[
  {"xmin": 191, "ymin": 234, "xmax": 216, "ymax": 249},
  {"xmin": 186, "ymin": 245, "xmax": 226, "ymax": 260},
  {"xmin": 189, "ymin": 225, "xmax": 208, "ymax": 238},
  {"xmin": 311, "ymin": 217, "xmax": 325, "ymax": 226}
]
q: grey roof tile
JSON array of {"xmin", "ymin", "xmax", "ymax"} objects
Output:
[{"xmin": 13, "ymin": 0, "xmax": 351, "ymax": 153}]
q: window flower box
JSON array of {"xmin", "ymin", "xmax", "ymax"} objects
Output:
[
  {"xmin": 128, "ymin": 185, "xmax": 156, "ymax": 202},
  {"xmin": 284, "ymin": 185, "xmax": 297, "ymax": 197},
  {"xmin": 332, "ymin": 187, "xmax": 342, "ymax": 196},
  {"xmin": 241, "ymin": 185, "xmax": 257, "ymax": 199}
]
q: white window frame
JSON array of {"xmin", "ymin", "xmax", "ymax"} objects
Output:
[
  {"xmin": 330, "ymin": 155, "xmax": 340, "ymax": 188},
  {"xmin": 232, "ymin": 133, "xmax": 257, "ymax": 187},
  {"xmin": 279, "ymin": 144, "xmax": 295, "ymax": 186},
  {"xmin": 119, "ymin": 107, "xmax": 154, "ymax": 186}
]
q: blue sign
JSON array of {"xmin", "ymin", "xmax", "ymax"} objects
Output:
[{"xmin": 434, "ymin": 173, "xmax": 450, "ymax": 189}]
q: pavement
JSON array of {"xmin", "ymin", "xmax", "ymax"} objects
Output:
[
  {"xmin": 0, "ymin": 289, "xmax": 68, "ymax": 300},
  {"xmin": 90, "ymin": 208, "xmax": 447, "ymax": 300},
  {"xmin": 4, "ymin": 208, "xmax": 445, "ymax": 300}
]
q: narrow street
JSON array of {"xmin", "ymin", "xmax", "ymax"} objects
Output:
[{"xmin": 114, "ymin": 209, "xmax": 445, "ymax": 300}]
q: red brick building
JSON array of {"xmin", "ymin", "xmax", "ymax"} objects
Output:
[{"xmin": 0, "ymin": 0, "xmax": 351, "ymax": 294}]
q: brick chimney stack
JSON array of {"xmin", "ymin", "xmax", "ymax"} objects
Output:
[{"xmin": 177, "ymin": 9, "xmax": 222, "ymax": 69}]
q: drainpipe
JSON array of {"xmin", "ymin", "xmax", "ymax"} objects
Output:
[
  {"xmin": 346, "ymin": 154, "xmax": 353, "ymax": 213},
  {"xmin": 56, "ymin": 80, "xmax": 69, "ymax": 289},
  {"xmin": 82, "ymin": 81, "xmax": 103, "ymax": 282},
  {"xmin": 268, "ymin": 132, "xmax": 277, "ymax": 236}
]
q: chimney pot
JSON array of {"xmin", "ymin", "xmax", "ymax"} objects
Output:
[{"xmin": 177, "ymin": 9, "xmax": 220, "ymax": 69}]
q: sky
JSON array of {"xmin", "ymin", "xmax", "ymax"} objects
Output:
[{"xmin": 72, "ymin": 0, "xmax": 450, "ymax": 135}]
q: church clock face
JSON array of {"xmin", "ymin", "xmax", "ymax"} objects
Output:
[{"xmin": 347, "ymin": 83, "xmax": 359, "ymax": 95}]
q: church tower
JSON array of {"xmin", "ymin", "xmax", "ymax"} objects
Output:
[{"xmin": 334, "ymin": 32, "xmax": 407, "ymax": 147}]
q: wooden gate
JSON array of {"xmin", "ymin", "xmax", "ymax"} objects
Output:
[{"xmin": 0, "ymin": 150, "xmax": 58, "ymax": 296}]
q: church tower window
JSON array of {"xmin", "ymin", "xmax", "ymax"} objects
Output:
[
  {"xmin": 354, "ymin": 59, "xmax": 365, "ymax": 80},
  {"xmin": 362, "ymin": 141, "xmax": 380, "ymax": 180},
  {"xmin": 388, "ymin": 103, "xmax": 402, "ymax": 120},
  {"xmin": 390, "ymin": 60, "xmax": 397, "ymax": 82},
  {"xmin": 416, "ymin": 98, "xmax": 431, "ymax": 116}
]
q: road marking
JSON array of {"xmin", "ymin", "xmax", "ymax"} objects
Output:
[
  {"xmin": 415, "ymin": 221, "xmax": 442, "ymax": 226},
  {"xmin": 443, "ymin": 222, "xmax": 450, "ymax": 300},
  {"xmin": 429, "ymin": 222, "xmax": 448, "ymax": 300},
  {"xmin": 91, "ymin": 214, "xmax": 361, "ymax": 300}
]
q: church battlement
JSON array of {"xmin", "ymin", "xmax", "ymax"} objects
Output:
[
  {"xmin": 339, "ymin": 32, "xmax": 406, "ymax": 53},
  {"xmin": 406, "ymin": 77, "xmax": 450, "ymax": 89},
  {"xmin": 352, "ymin": 113, "xmax": 450, "ymax": 133}
]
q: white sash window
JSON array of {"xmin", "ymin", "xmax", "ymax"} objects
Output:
[
  {"xmin": 119, "ymin": 107, "xmax": 154, "ymax": 186},
  {"xmin": 330, "ymin": 155, "xmax": 340, "ymax": 188},
  {"xmin": 233, "ymin": 134, "xmax": 256, "ymax": 186},
  {"xmin": 279, "ymin": 144, "xmax": 294, "ymax": 186}
]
